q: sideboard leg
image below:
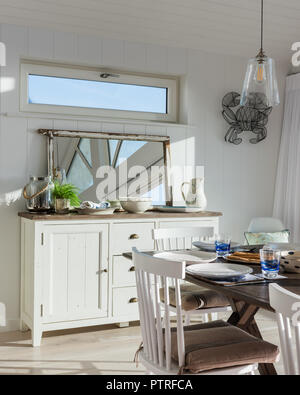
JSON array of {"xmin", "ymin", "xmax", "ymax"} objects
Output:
[
  {"xmin": 20, "ymin": 320, "xmax": 29, "ymax": 332},
  {"xmin": 32, "ymin": 327, "xmax": 42, "ymax": 347},
  {"xmin": 116, "ymin": 322, "xmax": 129, "ymax": 328}
]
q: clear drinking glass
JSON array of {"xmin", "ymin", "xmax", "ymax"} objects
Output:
[
  {"xmin": 260, "ymin": 248, "xmax": 281, "ymax": 279},
  {"xmin": 215, "ymin": 234, "xmax": 231, "ymax": 257}
]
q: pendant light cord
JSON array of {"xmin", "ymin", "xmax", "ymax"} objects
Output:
[{"xmin": 260, "ymin": 0, "xmax": 264, "ymax": 52}]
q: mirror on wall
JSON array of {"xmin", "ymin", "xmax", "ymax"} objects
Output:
[{"xmin": 39, "ymin": 130, "xmax": 172, "ymax": 205}]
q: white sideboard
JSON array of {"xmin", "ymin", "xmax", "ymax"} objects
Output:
[{"xmin": 19, "ymin": 211, "xmax": 221, "ymax": 346}]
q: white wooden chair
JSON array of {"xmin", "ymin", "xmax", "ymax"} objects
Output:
[
  {"xmin": 133, "ymin": 248, "xmax": 279, "ymax": 375},
  {"xmin": 152, "ymin": 227, "xmax": 231, "ymax": 324},
  {"xmin": 269, "ymin": 283, "xmax": 300, "ymax": 375},
  {"xmin": 248, "ymin": 217, "xmax": 285, "ymax": 233}
]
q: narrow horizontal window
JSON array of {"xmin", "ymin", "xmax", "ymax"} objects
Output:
[
  {"xmin": 28, "ymin": 75, "xmax": 168, "ymax": 114},
  {"xmin": 21, "ymin": 62, "xmax": 178, "ymax": 122}
]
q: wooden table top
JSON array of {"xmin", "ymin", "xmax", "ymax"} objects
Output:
[
  {"xmin": 186, "ymin": 267, "xmax": 300, "ymax": 312},
  {"xmin": 123, "ymin": 251, "xmax": 300, "ymax": 312}
]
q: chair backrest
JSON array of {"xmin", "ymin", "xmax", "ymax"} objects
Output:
[
  {"xmin": 269, "ymin": 283, "xmax": 300, "ymax": 375},
  {"xmin": 248, "ymin": 217, "xmax": 285, "ymax": 233},
  {"xmin": 153, "ymin": 226, "xmax": 214, "ymax": 251},
  {"xmin": 133, "ymin": 247, "xmax": 186, "ymax": 371}
]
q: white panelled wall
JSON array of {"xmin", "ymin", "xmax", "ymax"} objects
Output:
[{"xmin": 0, "ymin": 23, "xmax": 288, "ymax": 331}]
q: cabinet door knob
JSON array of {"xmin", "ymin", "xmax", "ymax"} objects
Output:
[
  {"xmin": 129, "ymin": 266, "xmax": 135, "ymax": 272},
  {"xmin": 102, "ymin": 269, "xmax": 108, "ymax": 273},
  {"xmin": 129, "ymin": 234, "xmax": 139, "ymax": 240},
  {"xmin": 129, "ymin": 297, "xmax": 138, "ymax": 303}
]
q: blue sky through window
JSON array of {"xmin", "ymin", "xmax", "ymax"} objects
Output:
[
  {"xmin": 28, "ymin": 74, "xmax": 167, "ymax": 114},
  {"xmin": 116, "ymin": 140, "xmax": 147, "ymax": 167}
]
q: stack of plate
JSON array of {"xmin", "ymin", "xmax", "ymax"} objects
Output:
[
  {"xmin": 154, "ymin": 206, "xmax": 204, "ymax": 213},
  {"xmin": 193, "ymin": 241, "xmax": 240, "ymax": 252},
  {"xmin": 76, "ymin": 207, "xmax": 116, "ymax": 215},
  {"xmin": 266, "ymin": 242, "xmax": 300, "ymax": 251},
  {"xmin": 192, "ymin": 241, "xmax": 216, "ymax": 252},
  {"xmin": 186, "ymin": 263, "xmax": 253, "ymax": 281},
  {"xmin": 153, "ymin": 250, "xmax": 217, "ymax": 264}
]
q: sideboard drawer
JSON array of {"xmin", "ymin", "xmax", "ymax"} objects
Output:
[
  {"xmin": 113, "ymin": 256, "xmax": 136, "ymax": 287},
  {"xmin": 111, "ymin": 222, "xmax": 155, "ymax": 254},
  {"xmin": 112, "ymin": 287, "xmax": 139, "ymax": 317},
  {"xmin": 158, "ymin": 220, "xmax": 218, "ymax": 229}
]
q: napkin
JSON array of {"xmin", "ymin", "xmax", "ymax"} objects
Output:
[
  {"xmin": 217, "ymin": 273, "xmax": 287, "ymax": 286},
  {"xmin": 80, "ymin": 201, "xmax": 111, "ymax": 209}
]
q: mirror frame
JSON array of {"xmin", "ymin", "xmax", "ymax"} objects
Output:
[{"xmin": 38, "ymin": 128, "xmax": 173, "ymax": 205}]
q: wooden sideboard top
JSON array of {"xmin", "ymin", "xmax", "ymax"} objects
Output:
[{"xmin": 18, "ymin": 210, "xmax": 223, "ymax": 221}]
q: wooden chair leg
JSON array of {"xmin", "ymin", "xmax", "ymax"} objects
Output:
[
  {"xmin": 229, "ymin": 299, "xmax": 277, "ymax": 376},
  {"xmin": 161, "ymin": 315, "xmax": 165, "ymax": 329},
  {"xmin": 184, "ymin": 313, "xmax": 191, "ymax": 326},
  {"xmin": 202, "ymin": 314, "xmax": 209, "ymax": 323}
]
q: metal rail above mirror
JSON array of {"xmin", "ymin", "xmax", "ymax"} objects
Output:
[{"xmin": 38, "ymin": 129, "xmax": 172, "ymax": 206}]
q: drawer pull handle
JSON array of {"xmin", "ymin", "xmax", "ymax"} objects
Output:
[
  {"xmin": 129, "ymin": 297, "xmax": 138, "ymax": 304},
  {"xmin": 129, "ymin": 266, "xmax": 135, "ymax": 272},
  {"xmin": 129, "ymin": 234, "xmax": 139, "ymax": 240}
]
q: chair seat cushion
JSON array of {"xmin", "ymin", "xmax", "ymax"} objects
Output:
[
  {"xmin": 170, "ymin": 321, "xmax": 279, "ymax": 373},
  {"xmin": 160, "ymin": 284, "xmax": 229, "ymax": 311}
]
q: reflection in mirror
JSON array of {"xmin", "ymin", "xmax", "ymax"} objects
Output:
[{"xmin": 54, "ymin": 136, "xmax": 168, "ymax": 205}]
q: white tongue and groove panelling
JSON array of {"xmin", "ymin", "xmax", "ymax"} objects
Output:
[
  {"xmin": 0, "ymin": 22, "xmax": 192, "ymax": 332},
  {"xmin": 0, "ymin": 22, "xmax": 190, "ymax": 181},
  {"xmin": 0, "ymin": 0, "xmax": 297, "ymax": 61},
  {"xmin": 0, "ymin": 21, "xmax": 288, "ymax": 332}
]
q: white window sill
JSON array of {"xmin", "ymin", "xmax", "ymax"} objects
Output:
[{"xmin": 0, "ymin": 111, "xmax": 189, "ymax": 129}]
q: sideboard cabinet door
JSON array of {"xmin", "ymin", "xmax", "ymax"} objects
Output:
[{"xmin": 41, "ymin": 224, "xmax": 109, "ymax": 323}]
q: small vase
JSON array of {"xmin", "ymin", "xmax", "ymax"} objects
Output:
[{"xmin": 55, "ymin": 198, "xmax": 70, "ymax": 214}]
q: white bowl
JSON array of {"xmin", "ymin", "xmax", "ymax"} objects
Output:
[{"xmin": 119, "ymin": 198, "xmax": 152, "ymax": 213}]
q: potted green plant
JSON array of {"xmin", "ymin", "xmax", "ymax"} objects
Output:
[{"xmin": 53, "ymin": 182, "xmax": 81, "ymax": 213}]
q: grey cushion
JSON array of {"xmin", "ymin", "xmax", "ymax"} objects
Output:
[
  {"xmin": 160, "ymin": 284, "xmax": 229, "ymax": 311},
  {"xmin": 170, "ymin": 321, "xmax": 279, "ymax": 373}
]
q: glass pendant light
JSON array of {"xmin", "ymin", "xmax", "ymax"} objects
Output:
[{"xmin": 240, "ymin": 0, "xmax": 280, "ymax": 107}]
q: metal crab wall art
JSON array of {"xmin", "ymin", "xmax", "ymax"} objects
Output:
[{"xmin": 222, "ymin": 92, "xmax": 272, "ymax": 145}]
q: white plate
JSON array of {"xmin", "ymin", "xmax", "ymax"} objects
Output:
[
  {"xmin": 153, "ymin": 250, "xmax": 217, "ymax": 264},
  {"xmin": 186, "ymin": 263, "xmax": 253, "ymax": 280},
  {"xmin": 76, "ymin": 207, "xmax": 116, "ymax": 215},
  {"xmin": 154, "ymin": 206, "xmax": 204, "ymax": 213},
  {"xmin": 192, "ymin": 241, "xmax": 240, "ymax": 252}
]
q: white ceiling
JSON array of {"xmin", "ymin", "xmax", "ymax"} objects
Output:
[{"xmin": 0, "ymin": 0, "xmax": 298, "ymax": 61}]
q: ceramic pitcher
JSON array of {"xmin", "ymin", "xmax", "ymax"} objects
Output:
[{"xmin": 181, "ymin": 178, "xmax": 207, "ymax": 209}]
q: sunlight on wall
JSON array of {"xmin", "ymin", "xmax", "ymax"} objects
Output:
[
  {"xmin": 0, "ymin": 188, "xmax": 22, "ymax": 206},
  {"xmin": 0, "ymin": 42, "xmax": 6, "ymax": 67},
  {"xmin": 0, "ymin": 77, "xmax": 15, "ymax": 93},
  {"xmin": 0, "ymin": 303, "xmax": 6, "ymax": 326}
]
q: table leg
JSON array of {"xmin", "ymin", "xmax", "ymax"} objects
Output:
[{"xmin": 228, "ymin": 299, "xmax": 277, "ymax": 376}]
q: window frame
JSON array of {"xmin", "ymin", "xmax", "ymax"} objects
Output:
[{"xmin": 20, "ymin": 62, "xmax": 178, "ymax": 122}]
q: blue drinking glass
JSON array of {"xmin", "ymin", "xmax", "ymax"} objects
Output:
[
  {"xmin": 260, "ymin": 248, "xmax": 281, "ymax": 279},
  {"xmin": 215, "ymin": 235, "xmax": 231, "ymax": 257}
]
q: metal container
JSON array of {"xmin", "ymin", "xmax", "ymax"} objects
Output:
[
  {"xmin": 23, "ymin": 176, "xmax": 54, "ymax": 212},
  {"xmin": 55, "ymin": 198, "xmax": 70, "ymax": 214}
]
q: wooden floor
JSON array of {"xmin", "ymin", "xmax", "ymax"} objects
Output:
[{"xmin": 0, "ymin": 312, "xmax": 284, "ymax": 375}]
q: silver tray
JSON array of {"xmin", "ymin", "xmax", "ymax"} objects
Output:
[{"xmin": 154, "ymin": 206, "xmax": 204, "ymax": 213}]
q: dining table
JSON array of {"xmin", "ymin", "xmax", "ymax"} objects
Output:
[{"xmin": 123, "ymin": 250, "xmax": 300, "ymax": 376}]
